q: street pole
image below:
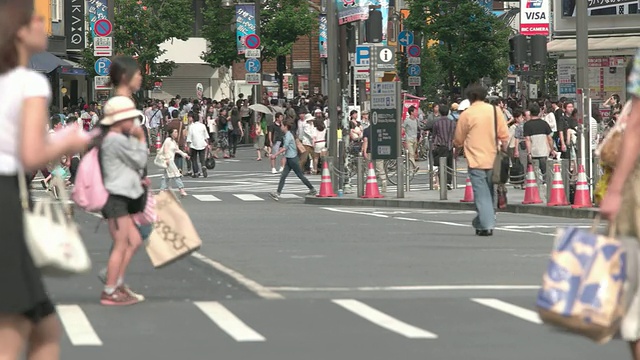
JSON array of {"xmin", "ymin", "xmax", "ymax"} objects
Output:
[
  {"xmin": 326, "ymin": 0, "xmax": 340, "ymax": 192},
  {"xmin": 576, "ymin": 0, "xmax": 591, "ymax": 180},
  {"xmin": 254, "ymin": 0, "xmax": 263, "ymax": 121}
]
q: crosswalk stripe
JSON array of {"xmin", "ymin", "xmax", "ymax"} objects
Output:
[
  {"xmin": 192, "ymin": 195, "xmax": 222, "ymax": 202},
  {"xmin": 279, "ymin": 194, "xmax": 301, "ymax": 199},
  {"xmin": 233, "ymin": 194, "xmax": 264, "ymax": 201},
  {"xmin": 194, "ymin": 301, "xmax": 266, "ymax": 342},
  {"xmin": 56, "ymin": 305, "xmax": 103, "ymax": 346},
  {"xmin": 471, "ymin": 298, "xmax": 542, "ymax": 324},
  {"xmin": 332, "ymin": 299, "xmax": 438, "ymax": 339}
]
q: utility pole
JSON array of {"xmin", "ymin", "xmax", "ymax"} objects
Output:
[
  {"xmin": 575, "ymin": 0, "xmax": 591, "ymax": 181},
  {"xmin": 254, "ymin": 0, "xmax": 263, "ymax": 111},
  {"xmin": 326, "ymin": 0, "xmax": 340, "ymax": 191}
]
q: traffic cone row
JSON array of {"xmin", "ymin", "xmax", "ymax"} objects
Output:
[
  {"xmin": 572, "ymin": 164, "xmax": 592, "ymax": 208},
  {"xmin": 547, "ymin": 163, "xmax": 569, "ymax": 206},
  {"xmin": 362, "ymin": 162, "xmax": 383, "ymax": 199},
  {"xmin": 316, "ymin": 161, "xmax": 336, "ymax": 198},
  {"xmin": 155, "ymin": 133, "xmax": 162, "ymax": 150}
]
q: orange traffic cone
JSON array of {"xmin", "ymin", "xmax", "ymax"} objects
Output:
[
  {"xmin": 362, "ymin": 162, "xmax": 383, "ymax": 198},
  {"xmin": 316, "ymin": 161, "xmax": 337, "ymax": 198},
  {"xmin": 572, "ymin": 164, "xmax": 592, "ymax": 208},
  {"xmin": 460, "ymin": 176, "xmax": 474, "ymax": 203},
  {"xmin": 155, "ymin": 133, "xmax": 162, "ymax": 150},
  {"xmin": 547, "ymin": 163, "xmax": 568, "ymax": 206},
  {"xmin": 522, "ymin": 164, "xmax": 543, "ymax": 204}
]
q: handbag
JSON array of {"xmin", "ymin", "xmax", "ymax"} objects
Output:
[
  {"xmin": 204, "ymin": 147, "xmax": 216, "ymax": 170},
  {"xmin": 145, "ymin": 190, "xmax": 202, "ymax": 268},
  {"xmin": 18, "ymin": 172, "xmax": 91, "ymax": 277},
  {"xmin": 154, "ymin": 145, "xmax": 168, "ymax": 168},
  {"xmin": 536, "ymin": 218, "xmax": 629, "ymax": 343},
  {"xmin": 491, "ymin": 106, "xmax": 510, "ymax": 184}
]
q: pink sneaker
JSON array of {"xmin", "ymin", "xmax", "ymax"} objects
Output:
[{"xmin": 100, "ymin": 287, "xmax": 140, "ymax": 306}]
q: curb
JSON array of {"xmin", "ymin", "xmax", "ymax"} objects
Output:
[{"xmin": 304, "ymin": 196, "xmax": 598, "ymax": 219}]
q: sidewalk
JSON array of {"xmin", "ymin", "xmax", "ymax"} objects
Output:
[{"xmin": 305, "ymin": 186, "xmax": 598, "ymax": 219}]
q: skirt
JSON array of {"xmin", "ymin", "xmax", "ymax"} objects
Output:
[{"xmin": 0, "ymin": 175, "xmax": 54, "ymax": 323}]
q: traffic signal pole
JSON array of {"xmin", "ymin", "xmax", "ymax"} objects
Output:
[{"xmin": 326, "ymin": 0, "xmax": 340, "ymax": 192}]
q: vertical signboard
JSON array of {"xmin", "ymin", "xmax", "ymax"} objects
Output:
[
  {"xmin": 319, "ymin": 14, "xmax": 328, "ymax": 58},
  {"xmin": 88, "ymin": 0, "xmax": 109, "ymax": 40},
  {"xmin": 519, "ymin": 0, "xmax": 550, "ymax": 36},
  {"xmin": 65, "ymin": 0, "xmax": 86, "ymax": 51},
  {"xmin": 236, "ymin": 4, "xmax": 256, "ymax": 55}
]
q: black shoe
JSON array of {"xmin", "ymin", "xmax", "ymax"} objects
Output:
[
  {"xmin": 203, "ymin": 168, "xmax": 208, "ymax": 178},
  {"xmin": 475, "ymin": 229, "xmax": 493, "ymax": 237}
]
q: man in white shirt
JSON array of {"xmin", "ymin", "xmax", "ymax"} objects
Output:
[{"xmin": 186, "ymin": 113, "xmax": 210, "ymax": 178}]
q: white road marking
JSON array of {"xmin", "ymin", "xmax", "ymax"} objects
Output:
[
  {"xmin": 471, "ymin": 298, "xmax": 542, "ymax": 324},
  {"xmin": 394, "ymin": 217, "xmax": 420, "ymax": 221},
  {"xmin": 56, "ymin": 305, "xmax": 103, "ymax": 346},
  {"xmin": 192, "ymin": 195, "xmax": 222, "ymax": 202},
  {"xmin": 233, "ymin": 194, "xmax": 264, "ymax": 201},
  {"xmin": 194, "ymin": 302, "xmax": 266, "ymax": 342},
  {"xmin": 191, "ymin": 252, "xmax": 284, "ymax": 299},
  {"xmin": 332, "ymin": 299, "xmax": 438, "ymax": 339},
  {"xmin": 279, "ymin": 194, "xmax": 302, "ymax": 199},
  {"xmin": 322, "ymin": 207, "xmax": 389, "ymax": 218},
  {"xmin": 268, "ymin": 285, "xmax": 540, "ymax": 292}
]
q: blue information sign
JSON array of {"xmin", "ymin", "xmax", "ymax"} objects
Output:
[
  {"xmin": 94, "ymin": 57, "xmax": 112, "ymax": 76},
  {"xmin": 245, "ymin": 58, "xmax": 261, "ymax": 73}
]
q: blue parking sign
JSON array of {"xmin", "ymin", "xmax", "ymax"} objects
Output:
[
  {"xmin": 245, "ymin": 59, "xmax": 261, "ymax": 73},
  {"xmin": 355, "ymin": 45, "xmax": 370, "ymax": 67},
  {"xmin": 408, "ymin": 65, "xmax": 421, "ymax": 77}
]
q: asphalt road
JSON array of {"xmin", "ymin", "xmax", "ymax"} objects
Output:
[{"xmin": 45, "ymin": 148, "xmax": 629, "ymax": 360}]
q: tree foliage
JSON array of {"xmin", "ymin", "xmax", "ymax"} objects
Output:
[
  {"xmin": 79, "ymin": 0, "xmax": 194, "ymax": 90},
  {"xmin": 404, "ymin": 0, "xmax": 510, "ymax": 96},
  {"xmin": 201, "ymin": 0, "xmax": 316, "ymax": 68}
]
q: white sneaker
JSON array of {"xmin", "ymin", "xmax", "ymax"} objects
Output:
[
  {"xmin": 278, "ymin": 167, "xmax": 283, "ymax": 172},
  {"xmin": 271, "ymin": 168, "xmax": 277, "ymax": 174}
]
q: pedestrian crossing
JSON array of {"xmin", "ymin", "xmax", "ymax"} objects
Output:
[
  {"xmin": 186, "ymin": 192, "xmax": 306, "ymax": 202},
  {"xmin": 56, "ymin": 297, "xmax": 545, "ymax": 347}
]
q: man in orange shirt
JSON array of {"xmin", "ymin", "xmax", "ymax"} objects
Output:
[{"xmin": 454, "ymin": 84, "xmax": 509, "ymax": 236}]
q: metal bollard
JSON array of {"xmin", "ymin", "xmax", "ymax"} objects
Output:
[
  {"xmin": 439, "ymin": 157, "xmax": 447, "ymax": 200},
  {"xmin": 406, "ymin": 156, "xmax": 411, "ymax": 192},
  {"xmin": 428, "ymin": 149, "xmax": 434, "ymax": 190},
  {"xmin": 545, "ymin": 159, "xmax": 553, "ymax": 202},
  {"xmin": 397, "ymin": 156, "xmax": 405, "ymax": 198},
  {"xmin": 356, "ymin": 156, "xmax": 364, "ymax": 197},
  {"xmin": 452, "ymin": 154, "xmax": 458, "ymax": 189},
  {"xmin": 338, "ymin": 141, "xmax": 345, "ymax": 191},
  {"xmin": 561, "ymin": 159, "xmax": 570, "ymax": 205}
]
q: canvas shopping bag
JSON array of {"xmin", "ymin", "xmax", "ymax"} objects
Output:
[
  {"xmin": 145, "ymin": 190, "xmax": 202, "ymax": 268},
  {"xmin": 536, "ymin": 220, "xmax": 628, "ymax": 343}
]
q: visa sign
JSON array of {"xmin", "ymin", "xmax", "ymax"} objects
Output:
[{"xmin": 520, "ymin": 0, "xmax": 549, "ymax": 36}]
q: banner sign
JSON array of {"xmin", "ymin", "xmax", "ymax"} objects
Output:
[
  {"xmin": 88, "ymin": 0, "xmax": 108, "ymax": 39},
  {"xmin": 337, "ymin": 0, "xmax": 369, "ymax": 25},
  {"xmin": 319, "ymin": 15, "xmax": 328, "ymax": 58},
  {"xmin": 66, "ymin": 0, "xmax": 86, "ymax": 51},
  {"xmin": 563, "ymin": 0, "xmax": 639, "ymax": 16},
  {"xmin": 519, "ymin": 0, "xmax": 550, "ymax": 36},
  {"xmin": 477, "ymin": 0, "xmax": 493, "ymax": 13},
  {"xmin": 236, "ymin": 4, "xmax": 256, "ymax": 55}
]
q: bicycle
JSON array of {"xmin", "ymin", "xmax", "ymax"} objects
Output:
[{"xmin": 384, "ymin": 147, "xmax": 418, "ymax": 186}]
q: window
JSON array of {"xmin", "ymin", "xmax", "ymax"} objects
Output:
[{"xmin": 51, "ymin": 0, "xmax": 62, "ymax": 22}]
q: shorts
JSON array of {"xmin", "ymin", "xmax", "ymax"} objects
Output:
[
  {"xmin": 272, "ymin": 141, "xmax": 282, "ymax": 156},
  {"xmin": 23, "ymin": 300, "xmax": 56, "ymax": 324},
  {"xmin": 101, "ymin": 194, "xmax": 146, "ymax": 219}
]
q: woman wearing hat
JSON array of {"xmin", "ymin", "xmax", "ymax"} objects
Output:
[{"xmin": 98, "ymin": 96, "xmax": 149, "ymax": 306}]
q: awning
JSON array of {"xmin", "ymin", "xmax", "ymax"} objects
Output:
[
  {"xmin": 28, "ymin": 52, "xmax": 68, "ymax": 73},
  {"xmin": 60, "ymin": 58, "xmax": 88, "ymax": 76},
  {"xmin": 547, "ymin": 36, "xmax": 640, "ymax": 53}
]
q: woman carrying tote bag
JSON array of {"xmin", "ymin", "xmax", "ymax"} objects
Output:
[{"xmin": 0, "ymin": 2, "xmax": 91, "ymax": 359}]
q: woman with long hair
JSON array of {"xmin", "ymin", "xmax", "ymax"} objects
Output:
[{"xmin": 0, "ymin": 1, "xmax": 91, "ymax": 358}]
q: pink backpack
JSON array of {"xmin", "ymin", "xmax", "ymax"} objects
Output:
[{"xmin": 72, "ymin": 147, "xmax": 109, "ymax": 212}]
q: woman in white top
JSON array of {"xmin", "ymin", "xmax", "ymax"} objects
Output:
[
  {"xmin": 0, "ymin": 2, "xmax": 91, "ymax": 358},
  {"xmin": 160, "ymin": 129, "xmax": 190, "ymax": 196}
]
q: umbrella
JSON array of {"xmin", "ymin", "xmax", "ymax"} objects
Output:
[{"xmin": 249, "ymin": 104, "xmax": 273, "ymax": 114}]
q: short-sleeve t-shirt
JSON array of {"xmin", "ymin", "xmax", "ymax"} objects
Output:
[
  {"xmin": 0, "ymin": 67, "xmax": 51, "ymax": 175},
  {"xmin": 628, "ymin": 49, "xmax": 640, "ymax": 98},
  {"xmin": 523, "ymin": 118, "xmax": 552, "ymax": 158},
  {"xmin": 362, "ymin": 126, "xmax": 372, "ymax": 154}
]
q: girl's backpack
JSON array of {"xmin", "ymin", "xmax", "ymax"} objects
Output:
[{"xmin": 71, "ymin": 147, "xmax": 108, "ymax": 213}]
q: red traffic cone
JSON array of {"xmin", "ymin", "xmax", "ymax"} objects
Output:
[
  {"xmin": 155, "ymin": 133, "xmax": 162, "ymax": 150},
  {"xmin": 317, "ymin": 161, "xmax": 337, "ymax": 197},
  {"xmin": 547, "ymin": 163, "xmax": 568, "ymax": 206},
  {"xmin": 460, "ymin": 176, "xmax": 474, "ymax": 203},
  {"xmin": 362, "ymin": 162, "xmax": 383, "ymax": 199},
  {"xmin": 522, "ymin": 164, "xmax": 543, "ymax": 204},
  {"xmin": 572, "ymin": 164, "xmax": 592, "ymax": 208}
]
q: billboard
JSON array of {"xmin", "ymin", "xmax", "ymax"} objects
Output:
[
  {"xmin": 520, "ymin": 0, "xmax": 550, "ymax": 36},
  {"xmin": 562, "ymin": 0, "xmax": 639, "ymax": 17}
]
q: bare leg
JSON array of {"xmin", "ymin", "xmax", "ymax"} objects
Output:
[
  {"xmin": 0, "ymin": 314, "xmax": 31, "ymax": 360},
  {"xmin": 105, "ymin": 216, "xmax": 132, "ymax": 287},
  {"xmin": 115, "ymin": 216, "xmax": 142, "ymax": 282},
  {"xmin": 26, "ymin": 314, "xmax": 60, "ymax": 360}
]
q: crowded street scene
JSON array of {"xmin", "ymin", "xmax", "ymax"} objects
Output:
[{"xmin": 2, "ymin": 0, "xmax": 640, "ymax": 359}]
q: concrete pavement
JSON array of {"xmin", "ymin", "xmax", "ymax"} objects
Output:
[{"xmin": 44, "ymin": 148, "xmax": 628, "ymax": 360}]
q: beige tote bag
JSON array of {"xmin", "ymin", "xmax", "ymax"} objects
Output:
[{"xmin": 145, "ymin": 191, "xmax": 202, "ymax": 268}]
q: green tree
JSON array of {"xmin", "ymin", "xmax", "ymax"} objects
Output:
[
  {"xmin": 404, "ymin": 0, "xmax": 510, "ymax": 95},
  {"xmin": 201, "ymin": 0, "xmax": 316, "ymax": 68},
  {"xmin": 79, "ymin": 0, "xmax": 194, "ymax": 90}
]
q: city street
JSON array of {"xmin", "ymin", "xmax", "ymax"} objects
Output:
[{"xmin": 45, "ymin": 149, "xmax": 628, "ymax": 360}]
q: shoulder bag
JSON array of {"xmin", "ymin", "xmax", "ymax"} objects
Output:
[{"xmin": 491, "ymin": 106, "xmax": 510, "ymax": 184}]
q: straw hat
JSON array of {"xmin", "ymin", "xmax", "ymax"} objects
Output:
[{"xmin": 100, "ymin": 96, "xmax": 143, "ymax": 126}]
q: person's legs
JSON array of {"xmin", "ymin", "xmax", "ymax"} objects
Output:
[
  {"xmin": 276, "ymin": 160, "xmax": 292, "ymax": 194},
  {"xmin": 288, "ymin": 157, "xmax": 315, "ymax": 190},
  {"xmin": 116, "ymin": 216, "xmax": 142, "ymax": 283},
  {"xmin": 190, "ymin": 148, "xmax": 199, "ymax": 175},
  {"xmin": 469, "ymin": 168, "xmax": 496, "ymax": 231},
  {"xmin": 26, "ymin": 314, "xmax": 60, "ymax": 360},
  {"xmin": 0, "ymin": 314, "xmax": 31, "ymax": 360}
]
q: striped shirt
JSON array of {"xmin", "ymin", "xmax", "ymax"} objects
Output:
[{"xmin": 431, "ymin": 116, "xmax": 456, "ymax": 149}]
